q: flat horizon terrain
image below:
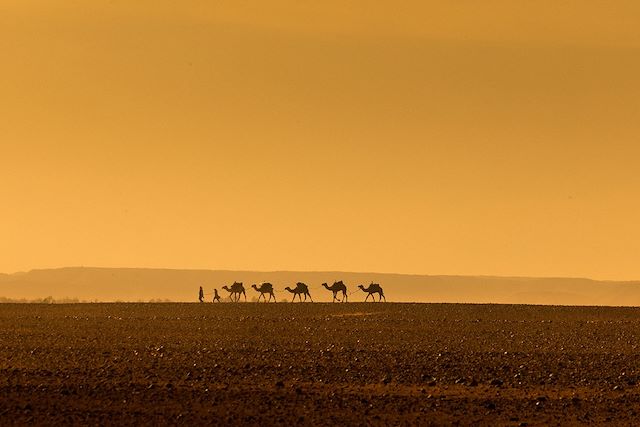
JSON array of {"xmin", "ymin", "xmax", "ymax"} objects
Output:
[
  {"xmin": 4, "ymin": 267, "xmax": 640, "ymax": 306},
  {"xmin": 2, "ymin": 302, "xmax": 640, "ymax": 425}
]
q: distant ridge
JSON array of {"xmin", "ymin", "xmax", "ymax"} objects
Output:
[{"xmin": 1, "ymin": 267, "xmax": 640, "ymax": 306}]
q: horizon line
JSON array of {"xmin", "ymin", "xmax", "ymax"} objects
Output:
[{"xmin": 3, "ymin": 265, "xmax": 640, "ymax": 284}]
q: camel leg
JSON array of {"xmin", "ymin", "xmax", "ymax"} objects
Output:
[
  {"xmin": 271, "ymin": 292, "xmax": 276, "ymax": 302},
  {"xmin": 381, "ymin": 293, "xmax": 386, "ymax": 302},
  {"xmin": 343, "ymin": 291, "xmax": 347, "ymax": 302},
  {"xmin": 308, "ymin": 292, "xmax": 313, "ymax": 302}
]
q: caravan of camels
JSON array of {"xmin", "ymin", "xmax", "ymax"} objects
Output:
[{"xmin": 200, "ymin": 281, "xmax": 386, "ymax": 303}]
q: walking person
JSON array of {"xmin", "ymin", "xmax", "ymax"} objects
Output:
[
  {"xmin": 199, "ymin": 286, "xmax": 204, "ymax": 303},
  {"xmin": 213, "ymin": 288, "xmax": 221, "ymax": 303}
]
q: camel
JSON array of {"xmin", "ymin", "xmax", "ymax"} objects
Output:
[
  {"xmin": 358, "ymin": 282, "xmax": 386, "ymax": 302},
  {"xmin": 284, "ymin": 282, "xmax": 313, "ymax": 302},
  {"xmin": 322, "ymin": 281, "xmax": 348, "ymax": 302},
  {"xmin": 252, "ymin": 283, "xmax": 276, "ymax": 302},
  {"xmin": 222, "ymin": 282, "xmax": 246, "ymax": 302}
]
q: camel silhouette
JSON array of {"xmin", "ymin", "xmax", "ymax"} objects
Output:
[
  {"xmin": 284, "ymin": 282, "xmax": 313, "ymax": 302},
  {"xmin": 252, "ymin": 283, "xmax": 276, "ymax": 302},
  {"xmin": 222, "ymin": 282, "xmax": 246, "ymax": 302},
  {"xmin": 322, "ymin": 281, "xmax": 348, "ymax": 302},
  {"xmin": 358, "ymin": 282, "xmax": 386, "ymax": 302}
]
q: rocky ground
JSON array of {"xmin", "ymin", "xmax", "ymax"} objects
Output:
[{"xmin": 2, "ymin": 303, "xmax": 640, "ymax": 425}]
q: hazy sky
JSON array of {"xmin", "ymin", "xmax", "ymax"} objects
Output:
[{"xmin": 2, "ymin": 1, "xmax": 640, "ymax": 279}]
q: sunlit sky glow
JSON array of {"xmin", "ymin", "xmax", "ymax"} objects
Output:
[{"xmin": 2, "ymin": 1, "xmax": 639, "ymax": 279}]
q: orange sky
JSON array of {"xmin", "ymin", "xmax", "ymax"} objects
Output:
[{"xmin": 1, "ymin": 1, "xmax": 640, "ymax": 279}]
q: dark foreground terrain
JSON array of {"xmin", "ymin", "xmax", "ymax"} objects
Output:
[{"xmin": 2, "ymin": 303, "xmax": 640, "ymax": 425}]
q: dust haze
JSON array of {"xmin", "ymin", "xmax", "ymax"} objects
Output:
[{"xmin": 3, "ymin": 267, "xmax": 640, "ymax": 306}]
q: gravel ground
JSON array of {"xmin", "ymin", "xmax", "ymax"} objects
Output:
[{"xmin": 2, "ymin": 303, "xmax": 640, "ymax": 425}]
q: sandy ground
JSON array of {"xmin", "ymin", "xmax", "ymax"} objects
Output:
[{"xmin": 1, "ymin": 303, "xmax": 640, "ymax": 425}]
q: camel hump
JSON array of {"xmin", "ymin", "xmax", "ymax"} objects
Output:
[{"xmin": 231, "ymin": 282, "xmax": 245, "ymax": 291}]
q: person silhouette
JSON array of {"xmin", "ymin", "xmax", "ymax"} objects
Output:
[
  {"xmin": 213, "ymin": 288, "xmax": 221, "ymax": 303},
  {"xmin": 199, "ymin": 286, "xmax": 204, "ymax": 303}
]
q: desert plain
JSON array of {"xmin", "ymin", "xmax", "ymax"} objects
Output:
[{"xmin": 1, "ymin": 302, "xmax": 640, "ymax": 425}]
